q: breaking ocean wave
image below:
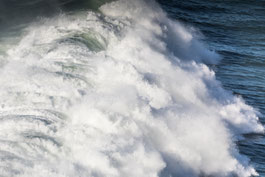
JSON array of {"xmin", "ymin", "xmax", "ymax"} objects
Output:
[{"xmin": 0, "ymin": 0, "xmax": 263, "ymax": 177}]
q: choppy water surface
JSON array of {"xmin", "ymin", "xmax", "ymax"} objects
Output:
[
  {"xmin": 158, "ymin": 0, "xmax": 265, "ymax": 175},
  {"xmin": 0, "ymin": 0, "xmax": 264, "ymax": 176}
]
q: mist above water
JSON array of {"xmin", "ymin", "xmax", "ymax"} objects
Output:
[{"xmin": 0, "ymin": 0, "xmax": 263, "ymax": 176}]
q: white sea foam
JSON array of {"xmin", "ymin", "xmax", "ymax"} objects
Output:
[{"xmin": 0, "ymin": 0, "xmax": 263, "ymax": 176}]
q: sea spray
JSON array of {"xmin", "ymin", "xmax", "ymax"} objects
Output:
[{"xmin": 0, "ymin": 0, "xmax": 263, "ymax": 176}]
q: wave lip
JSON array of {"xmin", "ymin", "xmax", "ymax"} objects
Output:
[{"xmin": 0, "ymin": 0, "xmax": 263, "ymax": 176}]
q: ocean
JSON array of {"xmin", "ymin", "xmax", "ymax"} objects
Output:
[
  {"xmin": 0, "ymin": 0, "xmax": 264, "ymax": 176},
  {"xmin": 157, "ymin": 0, "xmax": 265, "ymax": 175}
]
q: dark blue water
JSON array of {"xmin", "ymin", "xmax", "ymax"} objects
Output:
[
  {"xmin": 0, "ymin": 0, "xmax": 264, "ymax": 176},
  {"xmin": 157, "ymin": 0, "xmax": 265, "ymax": 176}
]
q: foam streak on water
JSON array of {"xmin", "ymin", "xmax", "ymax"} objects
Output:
[{"xmin": 0, "ymin": 0, "xmax": 263, "ymax": 176}]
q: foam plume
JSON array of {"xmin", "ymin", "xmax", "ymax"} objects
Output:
[{"xmin": 0, "ymin": 0, "xmax": 263, "ymax": 176}]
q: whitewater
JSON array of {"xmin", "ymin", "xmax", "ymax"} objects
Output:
[{"xmin": 0, "ymin": 0, "xmax": 264, "ymax": 176}]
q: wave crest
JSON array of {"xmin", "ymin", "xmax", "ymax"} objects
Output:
[{"xmin": 0, "ymin": 0, "xmax": 263, "ymax": 176}]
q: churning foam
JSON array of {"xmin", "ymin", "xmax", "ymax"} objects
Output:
[{"xmin": 0, "ymin": 0, "xmax": 263, "ymax": 176}]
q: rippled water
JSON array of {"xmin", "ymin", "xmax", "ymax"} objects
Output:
[
  {"xmin": 0, "ymin": 0, "xmax": 264, "ymax": 176},
  {"xmin": 157, "ymin": 0, "xmax": 265, "ymax": 175}
]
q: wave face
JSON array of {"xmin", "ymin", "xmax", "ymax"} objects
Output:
[
  {"xmin": 0, "ymin": 0, "xmax": 109, "ymax": 31},
  {"xmin": 0, "ymin": 0, "xmax": 264, "ymax": 176}
]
